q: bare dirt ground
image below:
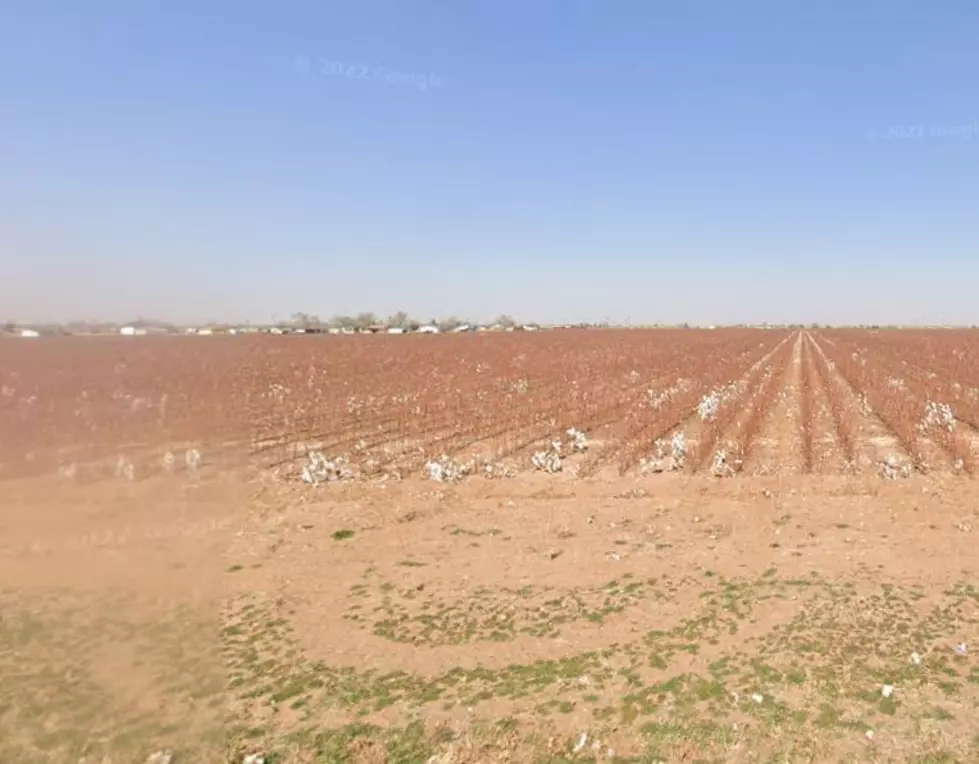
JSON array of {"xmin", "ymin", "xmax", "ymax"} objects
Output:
[
  {"xmin": 5, "ymin": 332, "xmax": 979, "ymax": 762},
  {"xmin": 5, "ymin": 465, "xmax": 979, "ymax": 763},
  {"xmin": 0, "ymin": 467, "xmax": 244, "ymax": 763}
]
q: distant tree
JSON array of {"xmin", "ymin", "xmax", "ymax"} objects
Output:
[
  {"xmin": 2, "ymin": 320, "xmax": 15, "ymax": 334},
  {"xmin": 495, "ymin": 314, "xmax": 516, "ymax": 328},
  {"xmin": 439, "ymin": 316, "xmax": 465, "ymax": 331},
  {"xmin": 388, "ymin": 310, "xmax": 411, "ymax": 329},
  {"xmin": 328, "ymin": 315, "xmax": 356, "ymax": 329},
  {"xmin": 355, "ymin": 312, "xmax": 378, "ymax": 330},
  {"xmin": 290, "ymin": 312, "xmax": 322, "ymax": 329}
]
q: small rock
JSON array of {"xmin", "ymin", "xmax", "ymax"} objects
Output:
[
  {"xmin": 546, "ymin": 549, "xmax": 563, "ymax": 560},
  {"xmin": 572, "ymin": 732, "xmax": 588, "ymax": 753},
  {"xmin": 954, "ymin": 642, "xmax": 968, "ymax": 657},
  {"xmin": 146, "ymin": 753, "xmax": 174, "ymax": 764},
  {"xmin": 865, "ymin": 730, "xmax": 875, "ymax": 741},
  {"xmin": 910, "ymin": 652, "xmax": 922, "ymax": 665},
  {"xmin": 606, "ymin": 551, "xmax": 621, "ymax": 562},
  {"xmin": 881, "ymin": 684, "xmax": 894, "ymax": 698},
  {"xmin": 751, "ymin": 693, "xmax": 764, "ymax": 704},
  {"xmin": 242, "ymin": 755, "xmax": 266, "ymax": 764}
]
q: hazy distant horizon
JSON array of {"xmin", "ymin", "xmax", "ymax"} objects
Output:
[
  {"xmin": 3, "ymin": 2, "xmax": 977, "ymax": 327},
  {"xmin": 8, "ymin": 317, "xmax": 979, "ymax": 331}
]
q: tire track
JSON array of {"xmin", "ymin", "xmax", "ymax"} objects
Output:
[
  {"xmin": 741, "ymin": 331, "xmax": 806, "ymax": 476},
  {"xmin": 800, "ymin": 333, "xmax": 847, "ymax": 474}
]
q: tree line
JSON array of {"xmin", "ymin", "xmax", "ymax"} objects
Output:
[{"xmin": 286, "ymin": 312, "xmax": 518, "ymax": 331}]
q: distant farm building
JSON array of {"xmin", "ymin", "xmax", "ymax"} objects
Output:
[
  {"xmin": 18, "ymin": 328, "xmax": 40, "ymax": 338},
  {"xmin": 417, "ymin": 325, "xmax": 440, "ymax": 334}
]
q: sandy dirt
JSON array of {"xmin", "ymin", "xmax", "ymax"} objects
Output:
[
  {"xmin": 4, "ymin": 464, "xmax": 979, "ymax": 763},
  {"xmin": 4, "ymin": 331, "xmax": 979, "ymax": 763}
]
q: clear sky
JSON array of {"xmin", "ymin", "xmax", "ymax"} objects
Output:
[{"xmin": 2, "ymin": 1, "xmax": 977, "ymax": 326}]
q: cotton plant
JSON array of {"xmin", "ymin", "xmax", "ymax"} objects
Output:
[
  {"xmin": 918, "ymin": 400, "xmax": 955, "ymax": 433},
  {"xmin": 566, "ymin": 427, "xmax": 589, "ymax": 453},
  {"xmin": 639, "ymin": 431, "xmax": 687, "ymax": 473},
  {"xmin": 532, "ymin": 440, "xmax": 564, "ymax": 473},
  {"xmin": 301, "ymin": 451, "xmax": 355, "ymax": 484},
  {"xmin": 424, "ymin": 455, "xmax": 474, "ymax": 482}
]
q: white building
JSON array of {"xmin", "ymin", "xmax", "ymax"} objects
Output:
[
  {"xmin": 387, "ymin": 327, "xmax": 405, "ymax": 334},
  {"xmin": 18, "ymin": 328, "xmax": 40, "ymax": 338},
  {"xmin": 417, "ymin": 325, "xmax": 440, "ymax": 334}
]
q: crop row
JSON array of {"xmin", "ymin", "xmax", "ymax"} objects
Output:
[
  {"xmin": 813, "ymin": 331, "xmax": 975, "ymax": 473},
  {"xmin": 2, "ymin": 330, "xmax": 790, "ymax": 478},
  {"xmin": 8, "ymin": 329, "xmax": 979, "ymax": 480}
]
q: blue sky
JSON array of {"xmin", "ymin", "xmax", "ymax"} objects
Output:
[{"xmin": 2, "ymin": 1, "xmax": 977, "ymax": 326}]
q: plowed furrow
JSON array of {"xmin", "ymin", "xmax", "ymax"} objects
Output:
[
  {"xmin": 801, "ymin": 333, "xmax": 846, "ymax": 474},
  {"xmin": 741, "ymin": 332, "xmax": 806, "ymax": 476},
  {"xmin": 809, "ymin": 335, "xmax": 913, "ymax": 474}
]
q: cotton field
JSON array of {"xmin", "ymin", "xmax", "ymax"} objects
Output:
[{"xmin": 4, "ymin": 328, "xmax": 979, "ymax": 481}]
